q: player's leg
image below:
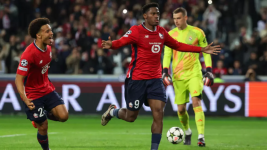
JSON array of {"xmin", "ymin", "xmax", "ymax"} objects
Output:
[
  {"xmin": 148, "ymin": 99, "xmax": 165, "ymax": 150},
  {"xmin": 112, "ymin": 107, "xmax": 139, "ymax": 122},
  {"xmin": 35, "ymin": 120, "xmax": 50, "ymax": 150},
  {"xmin": 24, "ymin": 98, "xmax": 50, "ymax": 150},
  {"xmin": 173, "ymin": 80, "xmax": 192, "ymax": 145},
  {"xmin": 101, "ymin": 78, "xmax": 145, "ymax": 126},
  {"xmin": 45, "ymin": 91, "xmax": 68, "ymax": 122},
  {"xmin": 146, "ymin": 79, "xmax": 167, "ymax": 150},
  {"xmin": 50, "ymin": 104, "xmax": 68, "ymax": 122},
  {"xmin": 188, "ymin": 77, "xmax": 205, "ymax": 147}
]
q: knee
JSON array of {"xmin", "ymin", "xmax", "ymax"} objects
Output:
[
  {"xmin": 155, "ymin": 107, "xmax": 164, "ymax": 116},
  {"xmin": 38, "ymin": 122, "xmax": 48, "ymax": 132},
  {"xmin": 153, "ymin": 108, "xmax": 164, "ymax": 121},
  {"xmin": 58, "ymin": 113, "xmax": 69, "ymax": 122},
  {"xmin": 178, "ymin": 108, "xmax": 186, "ymax": 115},
  {"xmin": 126, "ymin": 116, "xmax": 137, "ymax": 122},
  {"xmin": 192, "ymin": 97, "xmax": 201, "ymax": 107}
]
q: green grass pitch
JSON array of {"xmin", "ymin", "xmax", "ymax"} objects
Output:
[{"xmin": 0, "ymin": 115, "xmax": 267, "ymax": 150}]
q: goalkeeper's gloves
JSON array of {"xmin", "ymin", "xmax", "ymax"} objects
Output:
[
  {"xmin": 203, "ymin": 68, "xmax": 214, "ymax": 86},
  {"xmin": 162, "ymin": 68, "xmax": 172, "ymax": 86}
]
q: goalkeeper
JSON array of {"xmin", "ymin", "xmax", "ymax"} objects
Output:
[{"xmin": 162, "ymin": 7, "xmax": 214, "ymax": 147}]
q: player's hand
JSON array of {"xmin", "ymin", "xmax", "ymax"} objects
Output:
[
  {"xmin": 162, "ymin": 68, "xmax": 172, "ymax": 87},
  {"xmin": 201, "ymin": 42, "xmax": 221, "ymax": 55},
  {"xmin": 203, "ymin": 72, "xmax": 214, "ymax": 86},
  {"xmin": 101, "ymin": 36, "xmax": 112, "ymax": 49},
  {"xmin": 23, "ymin": 98, "xmax": 35, "ymax": 110}
]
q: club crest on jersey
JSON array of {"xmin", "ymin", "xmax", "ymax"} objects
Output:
[
  {"xmin": 33, "ymin": 113, "xmax": 38, "ymax": 118},
  {"xmin": 159, "ymin": 33, "xmax": 164, "ymax": 39},
  {"xmin": 129, "ymin": 102, "xmax": 133, "ymax": 108},
  {"xmin": 123, "ymin": 30, "xmax": 132, "ymax": 37},
  {"xmin": 21, "ymin": 59, "xmax": 28, "ymax": 66},
  {"xmin": 189, "ymin": 36, "xmax": 192, "ymax": 41}
]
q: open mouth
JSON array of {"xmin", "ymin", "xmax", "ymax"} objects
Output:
[{"xmin": 48, "ymin": 36, "xmax": 53, "ymax": 44}]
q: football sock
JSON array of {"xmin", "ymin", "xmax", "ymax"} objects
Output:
[
  {"xmin": 110, "ymin": 109, "xmax": 114, "ymax": 117},
  {"xmin": 110, "ymin": 108, "xmax": 120, "ymax": 119},
  {"xmin": 178, "ymin": 111, "xmax": 191, "ymax": 135},
  {"xmin": 185, "ymin": 128, "xmax": 192, "ymax": 135},
  {"xmin": 151, "ymin": 133, "xmax": 161, "ymax": 150},
  {"xmin": 194, "ymin": 106, "xmax": 205, "ymax": 136},
  {"xmin": 198, "ymin": 134, "xmax": 204, "ymax": 139},
  {"xmin": 37, "ymin": 132, "xmax": 49, "ymax": 150}
]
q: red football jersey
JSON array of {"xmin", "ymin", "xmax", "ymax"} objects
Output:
[
  {"xmin": 111, "ymin": 23, "xmax": 201, "ymax": 80},
  {"xmin": 16, "ymin": 41, "xmax": 55, "ymax": 100}
]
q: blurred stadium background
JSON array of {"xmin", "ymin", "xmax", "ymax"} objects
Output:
[{"xmin": 0, "ymin": 0, "xmax": 267, "ymax": 150}]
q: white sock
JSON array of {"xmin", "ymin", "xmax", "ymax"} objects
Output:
[
  {"xmin": 198, "ymin": 134, "xmax": 204, "ymax": 139},
  {"xmin": 109, "ymin": 109, "xmax": 114, "ymax": 117},
  {"xmin": 185, "ymin": 128, "xmax": 192, "ymax": 135}
]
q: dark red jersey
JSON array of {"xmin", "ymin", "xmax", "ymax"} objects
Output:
[
  {"xmin": 16, "ymin": 41, "xmax": 55, "ymax": 100},
  {"xmin": 111, "ymin": 23, "xmax": 201, "ymax": 80}
]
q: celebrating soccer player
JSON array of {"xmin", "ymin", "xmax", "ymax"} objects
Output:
[
  {"xmin": 15, "ymin": 18, "xmax": 69, "ymax": 150},
  {"xmin": 163, "ymin": 7, "xmax": 215, "ymax": 147},
  {"xmin": 101, "ymin": 3, "xmax": 219, "ymax": 150}
]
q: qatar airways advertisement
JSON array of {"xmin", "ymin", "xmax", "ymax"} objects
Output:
[{"xmin": 0, "ymin": 81, "xmax": 266, "ymax": 117}]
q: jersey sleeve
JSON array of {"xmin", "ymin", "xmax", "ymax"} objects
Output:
[
  {"xmin": 16, "ymin": 52, "xmax": 34, "ymax": 76},
  {"xmin": 163, "ymin": 45, "xmax": 173, "ymax": 69},
  {"xmin": 198, "ymin": 29, "xmax": 212, "ymax": 69},
  {"xmin": 163, "ymin": 28, "xmax": 201, "ymax": 53},
  {"xmin": 111, "ymin": 26, "xmax": 139, "ymax": 50}
]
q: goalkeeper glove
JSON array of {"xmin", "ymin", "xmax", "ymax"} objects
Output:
[
  {"xmin": 203, "ymin": 68, "xmax": 214, "ymax": 86},
  {"xmin": 162, "ymin": 68, "xmax": 172, "ymax": 86}
]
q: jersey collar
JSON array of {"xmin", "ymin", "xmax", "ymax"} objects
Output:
[
  {"xmin": 142, "ymin": 22, "xmax": 156, "ymax": 32},
  {"xmin": 33, "ymin": 40, "xmax": 47, "ymax": 52}
]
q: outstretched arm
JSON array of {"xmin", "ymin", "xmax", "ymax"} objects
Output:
[
  {"xmin": 163, "ymin": 29, "xmax": 220, "ymax": 55},
  {"xmin": 102, "ymin": 27, "xmax": 139, "ymax": 50}
]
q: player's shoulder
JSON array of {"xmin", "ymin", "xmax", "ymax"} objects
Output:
[
  {"xmin": 190, "ymin": 25, "xmax": 205, "ymax": 36},
  {"xmin": 130, "ymin": 25, "xmax": 140, "ymax": 32},
  {"xmin": 168, "ymin": 27, "xmax": 179, "ymax": 34},
  {"xmin": 22, "ymin": 43, "xmax": 35, "ymax": 57}
]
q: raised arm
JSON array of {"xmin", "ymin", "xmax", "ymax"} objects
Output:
[
  {"xmin": 102, "ymin": 26, "xmax": 139, "ymax": 50},
  {"xmin": 163, "ymin": 29, "xmax": 220, "ymax": 55}
]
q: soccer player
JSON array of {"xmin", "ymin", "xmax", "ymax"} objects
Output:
[
  {"xmin": 162, "ymin": 7, "xmax": 215, "ymax": 147},
  {"xmin": 15, "ymin": 18, "xmax": 68, "ymax": 150},
  {"xmin": 101, "ymin": 3, "xmax": 219, "ymax": 150}
]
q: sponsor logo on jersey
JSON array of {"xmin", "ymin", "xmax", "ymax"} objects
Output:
[
  {"xmin": 159, "ymin": 33, "xmax": 164, "ymax": 39},
  {"xmin": 18, "ymin": 66, "xmax": 28, "ymax": 71},
  {"xmin": 21, "ymin": 59, "xmax": 28, "ymax": 66},
  {"xmin": 151, "ymin": 45, "xmax": 161, "ymax": 53},
  {"xmin": 41, "ymin": 63, "xmax": 50, "ymax": 74},
  {"xmin": 145, "ymin": 35, "xmax": 149, "ymax": 38},
  {"xmin": 39, "ymin": 60, "xmax": 43, "ymax": 64}
]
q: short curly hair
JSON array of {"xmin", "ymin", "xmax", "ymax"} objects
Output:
[
  {"xmin": 142, "ymin": 3, "xmax": 159, "ymax": 14},
  {"xmin": 28, "ymin": 18, "xmax": 50, "ymax": 39}
]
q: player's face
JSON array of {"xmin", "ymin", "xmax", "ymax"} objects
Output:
[
  {"xmin": 173, "ymin": 13, "xmax": 187, "ymax": 29},
  {"xmin": 145, "ymin": 7, "xmax": 160, "ymax": 26},
  {"xmin": 40, "ymin": 24, "xmax": 53, "ymax": 46}
]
